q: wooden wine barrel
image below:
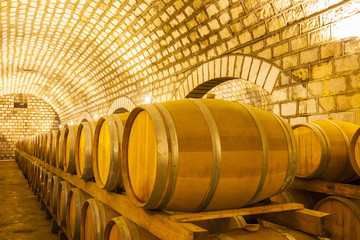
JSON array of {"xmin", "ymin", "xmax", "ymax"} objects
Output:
[
  {"xmin": 57, "ymin": 181, "xmax": 73, "ymax": 227},
  {"xmin": 293, "ymin": 120, "xmax": 358, "ymax": 182},
  {"xmin": 66, "ymin": 188, "xmax": 91, "ymax": 240},
  {"xmin": 44, "ymin": 171, "xmax": 54, "ymax": 206},
  {"xmin": 350, "ymin": 127, "xmax": 360, "ymax": 176},
  {"xmin": 46, "ymin": 130, "xmax": 56, "ymax": 165},
  {"xmin": 44, "ymin": 132, "xmax": 52, "ymax": 163},
  {"xmin": 93, "ymin": 113, "xmax": 129, "ymax": 190},
  {"xmin": 56, "ymin": 128, "xmax": 66, "ymax": 168},
  {"xmin": 209, "ymin": 227, "xmax": 318, "ymax": 240},
  {"xmin": 122, "ymin": 99, "xmax": 297, "ymax": 211},
  {"xmin": 40, "ymin": 168, "xmax": 48, "ymax": 198},
  {"xmin": 36, "ymin": 165, "xmax": 44, "ymax": 193},
  {"xmin": 63, "ymin": 125, "xmax": 78, "ymax": 173},
  {"xmin": 41, "ymin": 133, "xmax": 48, "ymax": 162},
  {"xmin": 31, "ymin": 162, "xmax": 39, "ymax": 192},
  {"xmin": 38, "ymin": 134, "xmax": 42, "ymax": 159},
  {"xmin": 314, "ymin": 196, "xmax": 360, "ymax": 240},
  {"xmin": 103, "ymin": 216, "xmax": 159, "ymax": 240},
  {"xmin": 81, "ymin": 199, "xmax": 119, "ymax": 240},
  {"xmin": 50, "ymin": 175, "xmax": 61, "ymax": 214},
  {"xmin": 75, "ymin": 121, "xmax": 96, "ymax": 180}
]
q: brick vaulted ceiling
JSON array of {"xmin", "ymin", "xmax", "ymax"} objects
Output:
[{"xmin": 0, "ymin": 0, "xmax": 357, "ymax": 120}]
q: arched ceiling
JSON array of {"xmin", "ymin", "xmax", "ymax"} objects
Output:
[{"xmin": 0, "ymin": 0, "xmax": 354, "ymax": 120}]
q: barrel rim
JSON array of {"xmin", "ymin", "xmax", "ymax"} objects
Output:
[
  {"xmin": 63, "ymin": 125, "xmax": 78, "ymax": 173},
  {"xmin": 67, "ymin": 188, "xmax": 90, "ymax": 239},
  {"xmin": 75, "ymin": 121, "xmax": 95, "ymax": 180},
  {"xmin": 50, "ymin": 130, "xmax": 58, "ymax": 166},
  {"xmin": 44, "ymin": 171, "xmax": 54, "ymax": 205},
  {"xmin": 57, "ymin": 181, "xmax": 72, "ymax": 227},
  {"xmin": 50, "ymin": 175, "xmax": 60, "ymax": 214},
  {"xmin": 93, "ymin": 115, "xmax": 122, "ymax": 190},
  {"xmin": 350, "ymin": 127, "xmax": 360, "ymax": 176},
  {"xmin": 122, "ymin": 105, "xmax": 169, "ymax": 209},
  {"xmin": 151, "ymin": 103, "xmax": 179, "ymax": 210},
  {"xmin": 314, "ymin": 196, "xmax": 360, "ymax": 220},
  {"xmin": 292, "ymin": 122, "xmax": 330, "ymax": 179},
  {"xmin": 103, "ymin": 216, "xmax": 139, "ymax": 240},
  {"xmin": 271, "ymin": 113, "xmax": 298, "ymax": 195},
  {"xmin": 56, "ymin": 128, "xmax": 66, "ymax": 169},
  {"xmin": 81, "ymin": 198, "xmax": 104, "ymax": 240}
]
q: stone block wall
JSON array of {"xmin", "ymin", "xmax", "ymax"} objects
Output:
[
  {"xmin": 3, "ymin": 0, "xmax": 360, "ymax": 130},
  {"xmin": 60, "ymin": 0, "xmax": 360, "ymax": 127},
  {"xmin": 0, "ymin": 94, "xmax": 59, "ymax": 159}
]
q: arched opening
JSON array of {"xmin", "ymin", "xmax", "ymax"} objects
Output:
[
  {"xmin": 107, "ymin": 96, "xmax": 136, "ymax": 115},
  {"xmin": 203, "ymin": 79, "xmax": 273, "ymax": 111},
  {"xmin": 112, "ymin": 107, "xmax": 129, "ymax": 114}
]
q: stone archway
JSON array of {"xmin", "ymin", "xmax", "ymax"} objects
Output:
[
  {"xmin": 107, "ymin": 96, "xmax": 136, "ymax": 115},
  {"xmin": 77, "ymin": 111, "xmax": 93, "ymax": 124},
  {"xmin": 172, "ymin": 54, "xmax": 281, "ymax": 101}
]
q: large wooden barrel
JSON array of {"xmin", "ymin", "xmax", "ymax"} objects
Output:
[
  {"xmin": 122, "ymin": 99, "xmax": 297, "ymax": 212},
  {"xmin": 293, "ymin": 120, "xmax": 358, "ymax": 182},
  {"xmin": 50, "ymin": 175, "xmax": 61, "ymax": 214},
  {"xmin": 66, "ymin": 188, "xmax": 91, "ymax": 240},
  {"xmin": 75, "ymin": 121, "xmax": 96, "ymax": 180},
  {"xmin": 44, "ymin": 171, "xmax": 54, "ymax": 206},
  {"xmin": 93, "ymin": 113, "xmax": 129, "ymax": 190},
  {"xmin": 56, "ymin": 128, "xmax": 66, "ymax": 168},
  {"xmin": 57, "ymin": 181, "xmax": 73, "ymax": 227},
  {"xmin": 63, "ymin": 125, "xmax": 78, "ymax": 173},
  {"xmin": 103, "ymin": 216, "xmax": 159, "ymax": 240},
  {"xmin": 81, "ymin": 199, "xmax": 119, "ymax": 240},
  {"xmin": 314, "ymin": 196, "xmax": 360, "ymax": 240},
  {"xmin": 209, "ymin": 227, "xmax": 318, "ymax": 239}
]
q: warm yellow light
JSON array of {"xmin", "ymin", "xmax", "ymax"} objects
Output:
[
  {"xmin": 94, "ymin": 114, "xmax": 99, "ymax": 120},
  {"xmin": 144, "ymin": 96, "xmax": 152, "ymax": 104},
  {"xmin": 333, "ymin": 14, "xmax": 360, "ymax": 40}
]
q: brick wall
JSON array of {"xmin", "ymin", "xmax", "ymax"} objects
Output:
[
  {"xmin": 2, "ymin": 0, "xmax": 360, "ymax": 127},
  {"xmin": 60, "ymin": 0, "xmax": 360, "ymax": 126},
  {"xmin": 0, "ymin": 94, "xmax": 59, "ymax": 160}
]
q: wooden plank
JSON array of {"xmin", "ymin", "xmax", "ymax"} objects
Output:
[
  {"xmin": 170, "ymin": 203, "xmax": 304, "ymax": 223},
  {"xmin": 17, "ymin": 150, "xmax": 209, "ymax": 240},
  {"xmin": 255, "ymin": 208, "xmax": 331, "ymax": 237},
  {"xmin": 291, "ymin": 178, "xmax": 360, "ymax": 199}
]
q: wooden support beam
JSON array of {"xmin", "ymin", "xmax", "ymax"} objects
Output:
[
  {"xmin": 255, "ymin": 208, "xmax": 331, "ymax": 237},
  {"xmin": 18, "ymin": 150, "xmax": 209, "ymax": 240},
  {"xmin": 169, "ymin": 203, "xmax": 304, "ymax": 223},
  {"xmin": 291, "ymin": 178, "xmax": 360, "ymax": 199}
]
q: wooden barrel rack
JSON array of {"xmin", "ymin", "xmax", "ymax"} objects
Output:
[{"xmin": 15, "ymin": 148, "xmax": 331, "ymax": 240}]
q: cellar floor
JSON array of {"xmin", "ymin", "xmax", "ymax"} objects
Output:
[{"xmin": 0, "ymin": 160, "xmax": 58, "ymax": 240}]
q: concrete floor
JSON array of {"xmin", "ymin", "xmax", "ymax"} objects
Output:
[{"xmin": 0, "ymin": 160, "xmax": 58, "ymax": 240}]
